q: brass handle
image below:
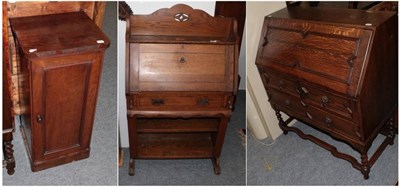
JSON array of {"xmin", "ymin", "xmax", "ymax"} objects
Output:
[
  {"xmin": 151, "ymin": 99, "xmax": 165, "ymax": 106},
  {"xmin": 279, "ymin": 80, "xmax": 284, "ymax": 90},
  {"xmin": 37, "ymin": 115, "xmax": 43, "ymax": 123},
  {"xmin": 325, "ymin": 117, "xmax": 332, "ymax": 126},
  {"xmin": 322, "ymin": 95, "xmax": 329, "ymax": 107},
  {"xmin": 306, "ymin": 112, "xmax": 312, "ymax": 119},
  {"xmin": 197, "ymin": 98, "xmax": 209, "ymax": 106},
  {"xmin": 179, "ymin": 57, "xmax": 186, "ymax": 63},
  {"xmin": 129, "ymin": 98, "xmax": 134, "ymax": 109},
  {"xmin": 285, "ymin": 99, "xmax": 291, "ymax": 106}
]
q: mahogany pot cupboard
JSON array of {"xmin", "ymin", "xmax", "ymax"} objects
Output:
[{"xmin": 10, "ymin": 11, "xmax": 110, "ymax": 171}]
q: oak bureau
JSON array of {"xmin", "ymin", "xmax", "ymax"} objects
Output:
[
  {"xmin": 256, "ymin": 7, "xmax": 397, "ymax": 179},
  {"xmin": 125, "ymin": 4, "xmax": 239, "ymax": 175},
  {"xmin": 10, "ymin": 12, "xmax": 110, "ymax": 171}
]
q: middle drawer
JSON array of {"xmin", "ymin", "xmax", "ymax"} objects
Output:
[{"xmin": 127, "ymin": 92, "xmax": 232, "ymax": 111}]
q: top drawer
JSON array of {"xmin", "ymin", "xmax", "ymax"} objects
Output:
[
  {"xmin": 256, "ymin": 18, "xmax": 373, "ymax": 97},
  {"xmin": 127, "ymin": 44, "xmax": 235, "ymax": 93}
]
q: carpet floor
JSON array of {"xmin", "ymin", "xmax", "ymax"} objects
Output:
[
  {"xmin": 247, "ymin": 121, "xmax": 398, "ymax": 185},
  {"xmin": 118, "ymin": 90, "xmax": 246, "ymax": 185},
  {"xmin": 2, "ymin": 2, "xmax": 117, "ymax": 185}
]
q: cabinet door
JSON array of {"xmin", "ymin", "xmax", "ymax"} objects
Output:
[{"xmin": 30, "ymin": 52, "xmax": 104, "ymax": 160}]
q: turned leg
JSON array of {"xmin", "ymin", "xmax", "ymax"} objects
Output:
[
  {"xmin": 128, "ymin": 158, "xmax": 135, "ymax": 176},
  {"xmin": 212, "ymin": 157, "xmax": 221, "ymax": 175},
  {"xmin": 127, "ymin": 116, "xmax": 138, "ymax": 176},
  {"xmin": 387, "ymin": 117, "xmax": 395, "ymax": 145},
  {"xmin": 275, "ymin": 110, "xmax": 288, "ymax": 135},
  {"xmin": 361, "ymin": 152, "xmax": 370, "ymax": 180},
  {"xmin": 3, "ymin": 133, "xmax": 15, "ymax": 175}
]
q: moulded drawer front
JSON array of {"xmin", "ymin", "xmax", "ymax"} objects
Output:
[
  {"xmin": 129, "ymin": 44, "xmax": 235, "ymax": 92},
  {"xmin": 257, "ymin": 19, "xmax": 373, "ymax": 96}
]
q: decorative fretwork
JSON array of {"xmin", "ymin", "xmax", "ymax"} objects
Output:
[{"xmin": 174, "ymin": 13, "xmax": 189, "ymax": 22}]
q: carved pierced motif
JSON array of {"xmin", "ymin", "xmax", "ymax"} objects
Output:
[{"xmin": 174, "ymin": 13, "xmax": 189, "ymax": 22}]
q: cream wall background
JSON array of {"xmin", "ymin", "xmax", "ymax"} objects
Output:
[
  {"xmin": 246, "ymin": 2, "xmax": 292, "ymax": 140},
  {"xmin": 118, "ymin": 2, "xmax": 246, "ymax": 147}
]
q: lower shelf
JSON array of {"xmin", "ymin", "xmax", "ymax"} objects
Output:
[{"xmin": 137, "ymin": 133, "xmax": 215, "ymax": 159}]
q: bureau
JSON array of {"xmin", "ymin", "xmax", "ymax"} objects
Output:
[
  {"xmin": 10, "ymin": 12, "xmax": 110, "ymax": 171},
  {"xmin": 256, "ymin": 7, "xmax": 397, "ymax": 179},
  {"xmin": 125, "ymin": 4, "xmax": 239, "ymax": 175}
]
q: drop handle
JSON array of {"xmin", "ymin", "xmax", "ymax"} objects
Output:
[
  {"xmin": 151, "ymin": 99, "xmax": 165, "ymax": 106},
  {"xmin": 37, "ymin": 115, "xmax": 43, "ymax": 123},
  {"xmin": 322, "ymin": 95, "xmax": 329, "ymax": 107},
  {"xmin": 197, "ymin": 98, "xmax": 209, "ymax": 106},
  {"xmin": 179, "ymin": 57, "xmax": 186, "ymax": 63},
  {"xmin": 325, "ymin": 117, "xmax": 332, "ymax": 127}
]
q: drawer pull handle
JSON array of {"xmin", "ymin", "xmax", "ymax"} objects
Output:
[
  {"xmin": 262, "ymin": 36, "xmax": 269, "ymax": 47},
  {"xmin": 306, "ymin": 112, "xmax": 312, "ymax": 119},
  {"xmin": 179, "ymin": 57, "xmax": 186, "ymax": 63},
  {"xmin": 322, "ymin": 95, "xmax": 329, "ymax": 107},
  {"xmin": 279, "ymin": 80, "xmax": 284, "ymax": 90},
  {"xmin": 300, "ymin": 30, "xmax": 309, "ymax": 39},
  {"xmin": 325, "ymin": 117, "xmax": 332, "ymax": 127},
  {"xmin": 285, "ymin": 99, "xmax": 291, "ymax": 106},
  {"xmin": 347, "ymin": 54, "xmax": 356, "ymax": 67},
  {"xmin": 36, "ymin": 115, "xmax": 43, "ymax": 123},
  {"xmin": 301, "ymin": 87, "xmax": 308, "ymax": 94},
  {"xmin": 129, "ymin": 98, "xmax": 134, "ymax": 109},
  {"xmin": 151, "ymin": 99, "xmax": 165, "ymax": 106},
  {"xmin": 197, "ymin": 98, "xmax": 209, "ymax": 106},
  {"xmin": 300, "ymin": 101, "xmax": 307, "ymax": 107},
  {"xmin": 346, "ymin": 107, "xmax": 353, "ymax": 114}
]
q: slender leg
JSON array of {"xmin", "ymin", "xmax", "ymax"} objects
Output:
[
  {"xmin": 127, "ymin": 116, "xmax": 138, "ymax": 176},
  {"xmin": 212, "ymin": 116, "xmax": 228, "ymax": 175},
  {"xmin": 128, "ymin": 158, "xmax": 135, "ymax": 176},
  {"xmin": 212, "ymin": 157, "xmax": 221, "ymax": 175},
  {"xmin": 275, "ymin": 110, "xmax": 288, "ymax": 135},
  {"xmin": 361, "ymin": 152, "xmax": 370, "ymax": 180},
  {"xmin": 3, "ymin": 133, "xmax": 15, "ymax": 175}
]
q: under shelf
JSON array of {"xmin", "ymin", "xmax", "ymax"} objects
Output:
[
  {"xmin": 137, "ymin": 118, "xmax": 219, "ymax": 133},
  {"xmin": 137, "ymin": 133, "xmax": 215, "ymax": 159}
]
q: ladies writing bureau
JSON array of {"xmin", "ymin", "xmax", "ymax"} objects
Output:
[
  {"xmin": 10, "ymin": 12, "xmax": 110, "ymax": 171},
  {"xmin": 256, "ymin": 7, "xmax": 397, "ymax": 179},
  {"xmin": 125, "ymin": 4, "xmax": 239, "ymax": 175}
]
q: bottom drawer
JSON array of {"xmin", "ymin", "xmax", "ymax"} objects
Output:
[{"xmin": 127, "ymin": 92, "xmax": 233, "ymax": 111}]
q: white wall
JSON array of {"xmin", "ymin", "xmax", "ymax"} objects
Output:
[
  {"xmin": 246, "ymin": 2, "xmax": 290, "ymax": 140},
  {"xmin": 118, "ymin": 2, "xmax": 216, "ymax": 147}
]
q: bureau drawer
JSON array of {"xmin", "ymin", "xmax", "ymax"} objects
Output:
[
  {"xmin": 302, "ymin": 104, "xmax": 361, "ymax": 141},
  {"xmin": 128, "ymin": 44, "xmax": 235, "ymax": 92},
  {"xmin": 300, "ymin": 83, "xmax": 356, "ymax": 120},
  {"xmin": 127, "ymin": 92, "xmax": 233, "ymax": 111},
  {"xmin": 257, "ymin": 19, "xmax": 373, "ymax": 96},
  {"xmin": 261, "ymin": 70, "xmax": 299, "ymax": 97}
]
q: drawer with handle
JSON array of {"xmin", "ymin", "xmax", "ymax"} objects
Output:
[{"xmin": 127, "ymin": 92, "xmax": 233, "ymax": 111}]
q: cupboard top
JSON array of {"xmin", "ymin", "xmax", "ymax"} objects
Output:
[{"xmin": 10, "ymin": 12, "xmax": 110, "ymax": 59}]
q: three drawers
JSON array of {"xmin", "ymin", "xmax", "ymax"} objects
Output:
[{"xmin": 262, "ymin": 70, "xmax": 361, "ymax": 141}]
